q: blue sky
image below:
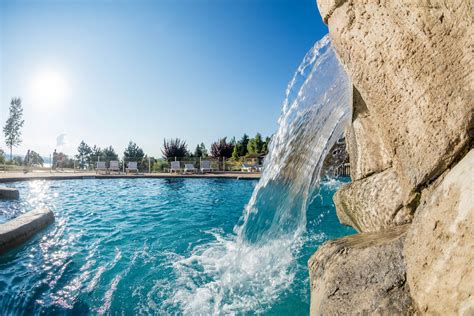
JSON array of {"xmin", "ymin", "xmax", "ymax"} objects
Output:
[{"xmin": 0, "ymin": 0, "xmax": 327, "ymax": 157}]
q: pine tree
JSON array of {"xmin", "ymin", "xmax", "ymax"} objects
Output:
[{"xmin": 3, "ymin": 97, "xmax": 24, "ymax": 161}]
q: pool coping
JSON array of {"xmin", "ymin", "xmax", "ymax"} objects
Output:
[
  {"xmin": 0, "ymin": 172, "xmax": 261, "ymax": 183},
  {"xmin": 0, "ymin": 208, "xmax": 55, "ymax": 254}
]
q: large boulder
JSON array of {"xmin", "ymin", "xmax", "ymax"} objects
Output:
[
  {"xmin": 308, "ymin": 224, "xmax": 414, "ymax": 315},
  {"xmin": 318, "ymin": 0, "xmax": 473, "ymax": 197},
  {"xmin": 334, "ymin": 167, "xmax": 413, "ymax": 232},
  {"xmin": 345, "ymin": 87, "xmax": 392, "ymax": 181},
  {"xmin": 404, "ymin": 149, "xmax": 474, "ymax": 314}
]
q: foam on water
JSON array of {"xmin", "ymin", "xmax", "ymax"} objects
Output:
[{"xmin": 163, "ymin": 35, "xmax": 352, "ymax": 314}]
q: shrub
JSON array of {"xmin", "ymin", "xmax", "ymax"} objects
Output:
[
  {"xmin": 210, "ymin": 137, "xmax": 234, "ymax": 158},
  {"xmin": 162, "ymin": 138, "xmax": 188, "ymax": 159}
]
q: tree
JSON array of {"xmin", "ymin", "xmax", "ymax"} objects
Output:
[
  {"xmin": 194, "ymin": 144, "xmax": 203, "ymax": 158},
  {"xmin": 231, "ymin": 145, "xmax": 240, "ymax": 160},
  {"xmin": 76, "ymin": 141, "xmax": 92, "ymax": 168},
  {"xmin": 124, "ymin": 141, "xmax": 144, "ymax": 162},
  {"xmin": 90, "ymin": 145, "xmax": 103, "ymax": 164},
  {"xmin": 199, "ymin": 143, "xmax": 208, "ymax": 157},
  {"xmin": 262, "ymin": 136, "xmax": 272, "ymax": 154},
  {"xmin": 247, "ymin": 133, "xmax": 264, "ymax": 154},
  {"xmin": 102, "ymin": 146, "xmax": 118, "ymax": 162},
  {"xmin": 3, "ymin": 97, "xmax": 24, "ymax": 160},
  {"xmin": 162, "ymin": 138, "xmax": 188, "ymax": 159},
  {"xmin": 238, "ymin": 134, "xmax": 249, "ymax": 157},
  {"xmin": 12, "ymin": 156, "xmax": 23, "ymax": 165},
  {"xmin": 210, "ymin": 137, "xmax": 234, "ymax": 158},
  {"xmin": 25, "ymin": 150, "xmax": 44, "ymax": 167},
  {"xmin": 193, "ymin": 142, "xmax": 208, "ymax": 158}
]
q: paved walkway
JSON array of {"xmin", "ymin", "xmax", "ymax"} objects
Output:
[{"xmin": 0, "ymin": 171, "xmax": 261, "ymax": 183}]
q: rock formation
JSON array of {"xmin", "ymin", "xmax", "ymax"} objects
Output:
[
  {"xmin": 309, "ymin": 0, "xmax": 473, "ymax": 314},
  {"xmin": 404, "ymin": 150, "xmax": 474, "ymax": 315},
  {"xmin": 309, "ymin": 225, "xmax": 414, "ymax": 315}
]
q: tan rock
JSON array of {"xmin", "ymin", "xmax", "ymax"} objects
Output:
[
  {"xmin": 318, "ymin": 0, "xmax": 474, "ymax": 197},
  {"xmin": 0, "ymin": 187, "xmax": 19, "ymax": 199},
  {"xmin": 308, "ymin": 224, "xmax": 414, "ymax": 315},
  {"xmin": 345, "ymin": 87, "xmax": 392, "ymax": 181},
  {"xmin": 334, "ymin": 167, "xmax": 413, "ymax": 232},
  {"xmin": 0, "ymin": 208, "xmax": 54, "ymax": 254},
  {"xmin": 404, "ymin": 149, "xmax": 474, "ymax": 314}
]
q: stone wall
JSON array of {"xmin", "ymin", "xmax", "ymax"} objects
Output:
[{"xmin": 309, "ymin": 1, "xmax": 473, "ymax": 314}]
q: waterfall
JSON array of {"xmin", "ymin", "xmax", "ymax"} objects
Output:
[
  {"xmin": 164, "ymin": 35, "xmax": 352, "ymax": 314},
  {"xmin": 236, "ymin": 34, "xmax": 351, "ymax": 244}
]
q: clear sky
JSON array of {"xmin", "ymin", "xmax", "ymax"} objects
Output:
[{"xmin": 0, "ymin": 0, "xmax": 327, "ymax": 157}]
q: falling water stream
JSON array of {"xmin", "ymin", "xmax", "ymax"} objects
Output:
[{"xmin": 165, "ymin": 35, "xmax": 353, "ymax": 313}]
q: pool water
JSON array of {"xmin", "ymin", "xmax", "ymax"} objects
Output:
[{"xmin": 0, "ymin": 178, "xmax": 353, "ymax": 315}]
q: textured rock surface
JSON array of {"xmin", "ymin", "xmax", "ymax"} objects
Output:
[
  {"xmin": 334, "ymin": 168, "xmax": 412, "ymax": 232},
  {"xmin": 319, "ymin": 0, "xmax": 474, "ymax": 196},
  {"xmin": 0, "ymin": 208, "xmax": 54, "ymax": 254},
  {"xmin": 308, "ymin": 225, "xmax": 414, "ymax": 315},
  {"xmin": 311, "ymin": 1, "xmax": 473, "ymax": 314},
  {"xmin": 0, "ymin": 187, "xmax": 19, "ymax": 199},
  {"xmin": 404, "ymin": 149, "xmax": 474, "ymax": 314},
  {"xmin": 345, "ymin": 87, "xmax": 392, "ymax": 181}
]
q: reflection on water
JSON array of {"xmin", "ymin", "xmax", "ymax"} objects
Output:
[{"xmin": 0, "ymin": 178, "xmax": 353, "ymax": 314}]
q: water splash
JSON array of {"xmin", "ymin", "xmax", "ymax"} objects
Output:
[{"xmin": 165, "ymin": 35, "xmax": 352, "ymax": 313}]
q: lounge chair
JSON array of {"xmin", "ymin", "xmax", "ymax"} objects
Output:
[
  {"xmin": 109, "ymin": 160, "xmax": 120, "ymax": 174},
  {"xmin": 184, "ymin": 163, "xmax": 197, "ymax": 174},
  {"xmin": 96, "ymin": 161, "xmax": 107, "ymax": 174},
  {"xmin": 170, "ymin": 161, "xmax": 181, "ymax": 174},
  {"xmin": 241, "ymin": 163, "xmax": 255, "ymax": 172},
  {"xmin": 200, "ymin": 160, "xmax": 213, "ymax": 173},
  {"xmin": 126, "ymin": 161, "xmax": 138, "ymax": 174}
]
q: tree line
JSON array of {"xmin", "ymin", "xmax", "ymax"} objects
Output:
[
  {"xmin": 72, "ymin": 133, "xmax": 271, "ymax": 170},
  {"xmin": 162, "ymin": 133, "xmax": 271, "ymax": 160},
  {"xmin": 1, "ymin": 97, "xmax": 272, "ymax": 169}
]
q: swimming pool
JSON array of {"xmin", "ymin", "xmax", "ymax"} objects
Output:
[{"xmin": 0, "ymin": 178, "xmax": 353, "ymax": 314}]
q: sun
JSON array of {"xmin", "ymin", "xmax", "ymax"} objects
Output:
[{"xmin": 31, "ymin": 69, "xmax": 68, "ymax": 109}]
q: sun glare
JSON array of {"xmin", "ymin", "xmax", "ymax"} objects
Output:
[{"xmin": 31, "ymin": 69, "xmax": 68, "ymax": 109}]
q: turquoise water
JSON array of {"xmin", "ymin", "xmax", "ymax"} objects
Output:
[{"xmin": 0, "ymin": 178, "xmax": 353, "ymax": 315}]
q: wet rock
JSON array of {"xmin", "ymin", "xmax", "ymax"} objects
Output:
[
  {"xmin": 334, "ymin": 168, "xmax": 412, "ymax": 232},
  {"xmin": 308, "ymin": 224, "xmax": 414, "ymax": 315}
]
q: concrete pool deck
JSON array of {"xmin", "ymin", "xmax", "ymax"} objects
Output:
[{"xmin": 0, "ymin": 171, "xmax": 261, "ymax": 183}]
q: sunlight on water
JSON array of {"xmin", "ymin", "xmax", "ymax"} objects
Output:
[{"xmin": 164, "ymin": 35, "xmax": 352, "ymax": 313}]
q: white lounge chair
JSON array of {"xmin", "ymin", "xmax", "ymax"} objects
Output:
[
  {"xmin": 170, "ymin": 161, "xmax": 181, "ymax": 174},
  {"xmin": 126, "ymin": 161, "xmax": 138, "ymax": 174},
  {"xmin": 109, "ymin": 160, "xmax": 120, "ymax": 174},
  {"xmin": 96, "ymin": 161, "xmax": 107, "ymax": 174},
  {"xmin": 200, "ymin": 160, "xmax": 213, "ymax": 173},
  {"xmin": 241, "ymin": 163, "xmax": 255, "ymax": 172},
  {"xmin": 184, "ymin": 163, "xmax": 197, "ymax": 174}
]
